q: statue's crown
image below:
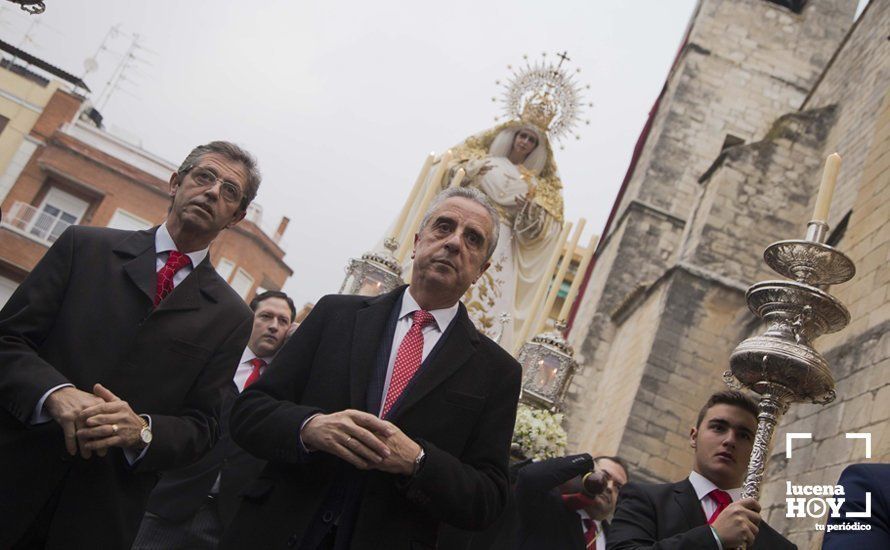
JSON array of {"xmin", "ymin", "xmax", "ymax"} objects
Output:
[{"xmin": 520, "ymin": 91, "xmax": 558, "ymax": 131}]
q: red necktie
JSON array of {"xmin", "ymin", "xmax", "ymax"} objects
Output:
[
  {"xmin": 155, "ymin": 250, "xmax": 191, "ymax": 305},
  {"xmin": 381, "ymin": 310, "xmax": 436, "ymax": 418},
  {"xmin": 582, "ymin": 517, "xmax": 598, "ymax": 548},
  {"xmin": 243, "ymin": 358, "xmax": 266, "ymax": 389},
  {"xmin": 707, "ymin": 489, "xmax": 733, "ymax": 524}
]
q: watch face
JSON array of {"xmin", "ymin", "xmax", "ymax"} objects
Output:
[{"xmin": 140, "ymin": 428, "xmax": 153, "ymax": 444}]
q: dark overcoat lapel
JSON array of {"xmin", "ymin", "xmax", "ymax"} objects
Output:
[
  {"xmin": 673, "ymin": 479, "xmax": 708, "ymax": 529},
  {"xmin": 348, "ymin": 291, "xmax": 400, "ymax": 410},
  {"xmin": 116, "ymin": 228, "xmax": 157, "ymax": 304}
]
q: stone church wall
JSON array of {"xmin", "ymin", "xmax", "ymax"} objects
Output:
[{"xmin": 566, "ymin": 0, "xmax": 856, "ymax": 449}]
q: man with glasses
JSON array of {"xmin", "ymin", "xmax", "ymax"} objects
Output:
[{"xmin": 0, "ymin": 141, "xmax": 259, "ymax": 549}]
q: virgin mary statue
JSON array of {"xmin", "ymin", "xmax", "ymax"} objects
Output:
[
  {"xmin": 370, "ymin": 56, "xmax": 587, "ymax": 352},
  {"xmin": 444, "ymin": 114, "xmax": 565, "ymax": 350}
]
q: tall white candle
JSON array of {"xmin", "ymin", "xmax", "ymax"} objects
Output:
[
  {"xmin": 558, "ymin": 232, "xmax": 599, "ymax": 322},
  {"xmin": 392, "ymin": 153, "xmax": 435, "ymax": 243},
  {"xmin": 398, "ymin": 150, "xmax": 454, "ymax": 262},
  {"xmin": 449, "ymin": 167, "xmax": 466, "ymax": 188},
  {"xmin": 812, "ymin": 153, "xmax": 842, "ymax": 222},
  {"xmin": 513, "ymin": 221, "xmax": 573, "ymax": 354},
  {"xmin": 535, "ymin": 219, "xmax": 586, "ymax": 336}
]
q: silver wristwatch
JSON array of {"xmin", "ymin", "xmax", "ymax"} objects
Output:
[
  {"xmin": 412, "ymin": 446, "xmax": 426, "ymax": 476},
  {"xmin": 138, "ymin": 416, "xmax": 152, "ymax": 446}
]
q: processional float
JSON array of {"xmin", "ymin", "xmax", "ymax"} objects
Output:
[{"xmin": 339, "ymin": 52, "xmax": 593, "ymax": 346}]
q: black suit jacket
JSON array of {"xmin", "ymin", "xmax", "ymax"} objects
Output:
[
  {"xmin": 515, "ymin": 453, "xmax": 599, "ymax": 550},
  {"xmin": 0, "ymin": 226, "xmax": 252, "ymax": 549},
  {"xmin": 823, "ymin": 463, "xmax": 890, "ymax": 549},
  {"xmin": 607, "ymin": 479, "xmax": 796, "ymax": 550},
  {"xmin": 144, "ymin": 379, "xmax": 267, "ymax": 526},
  {"xmin": 221, "ymin": 287, "xmax": 522, "ymax": 550}
]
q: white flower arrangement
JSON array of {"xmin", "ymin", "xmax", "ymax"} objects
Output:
[{"xmin": 512, "ymin": 403, "xmax": 567, "ymax": 460}]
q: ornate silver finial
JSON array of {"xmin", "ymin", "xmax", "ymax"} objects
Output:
[{"xmin": 728, "ymin": 218, "xmax": 855, "ymax": 504}]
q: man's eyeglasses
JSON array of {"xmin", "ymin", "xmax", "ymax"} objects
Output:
[{"xmin": 187, "ymin": 167, "xmax": 244, "ymax": 204}]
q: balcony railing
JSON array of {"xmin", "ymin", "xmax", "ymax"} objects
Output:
[{"xmin": 1, "ymin": 201, "xmax": 73, "ymax": 246}]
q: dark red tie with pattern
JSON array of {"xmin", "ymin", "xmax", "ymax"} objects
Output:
[
  {"xmin": 381, "ymin": 310, "xmax": 436, "ymax": 418},
  {"xmin": 155, "ymin": 250, "xmax": 191, "ymax": 305},
  {"xmin": 707, "ymin": 489, "xmax": 733, "ymax": 524},
  {"xmin": 243, "ymin": 358, "xmax": 266, "ymax": 389},
  {"xmin": 582, "ymin": 517, "xmax": 597, "ymax": 549}
]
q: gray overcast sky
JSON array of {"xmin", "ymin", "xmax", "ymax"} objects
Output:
[{"xmin": 1, "ymin": 0, "xmax": 698, "ymax": 306}]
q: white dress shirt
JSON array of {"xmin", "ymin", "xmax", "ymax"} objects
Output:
[
  {"xmin": 377, "ymin": 288, "xmax": 458, "ymax": 416},
  {"xmin": 689, "ymin": 470, "xmax": 742, "ymax": 550},
  {"xmin": 210, "ymin": 346, "xmax": 275, "ymax": 494},
  {"xmin": 30, "ymin": 222, "xmax": 210, "ymax": 464}
]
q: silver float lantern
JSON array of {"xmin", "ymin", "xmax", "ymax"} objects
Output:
[
  {"xmin": 339, "ymin": 238, "xmax": 405, "ymax": 297},
  {"xmin": 517, "ymin": 320, "xmax": 578, "ymax": 410}
]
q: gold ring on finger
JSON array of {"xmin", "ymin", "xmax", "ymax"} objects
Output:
[
  {"xmin": 345, "ymin": 435, "xmax": 353, "ymax": 445},
  {"xmin": 111, "ymin": 424, "xmax": 119, "ymax": 434}
]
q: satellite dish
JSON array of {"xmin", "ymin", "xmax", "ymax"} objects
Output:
[{"xmin": 83, "ymin": 57, "xmax": 98, "ymax": 74}]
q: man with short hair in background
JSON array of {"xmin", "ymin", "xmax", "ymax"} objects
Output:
[
  {"xmin": 134, "ymin": 290, "xmax": 296, "ymax": 549},
  {"xmin": 608, "ymin": 390, "xmax": 796, "ymax": 549},
  {"xmin": 0, "ymin": 141, "xmax": 259, "ymax": 549},
  {"xmin": 516, "ymin": 453, "xmax": 629, "ymax": 549}
]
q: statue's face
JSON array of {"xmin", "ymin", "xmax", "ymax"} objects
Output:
[{"xmin": 510, "ymin": 129, "xmax": 539, "ymax": 161}]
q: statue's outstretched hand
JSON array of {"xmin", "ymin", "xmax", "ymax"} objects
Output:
[{"xmin": 514, "ymin": 195, "xmax": 545, "ymax": 239}]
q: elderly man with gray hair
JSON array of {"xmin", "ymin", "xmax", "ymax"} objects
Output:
[
  {"xmin": 0, "ymin": 141, "xmax": 259, "ymax": 549},
  {"xmin": 221, "ymin": 187, "xmax": 522, "ymax": 550}
]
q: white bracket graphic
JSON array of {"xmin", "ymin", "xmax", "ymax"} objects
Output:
[
  {"xmin": 785, "ymin": 433, "xmax": 813, "ymax": 459},
  {"xmin": 846, "ymin": 491, "xmax": 872, "ymax": 518},
  {"xmin": 845, "ymin": 433, "xmax": 872, "ymax": 459}
]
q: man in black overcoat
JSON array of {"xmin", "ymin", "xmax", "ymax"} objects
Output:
[
  {"xmin": 0, "ymin": 141, "xmax": 258, "ymax": 549},
  {"xmin": 222, "ymin": 187, "xmax": 523, "ymax": 550}
]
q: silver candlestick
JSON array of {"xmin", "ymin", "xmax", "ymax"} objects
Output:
[{"xmin": 724, "ymin": 219, "xmax": 855, "ymax": 502}]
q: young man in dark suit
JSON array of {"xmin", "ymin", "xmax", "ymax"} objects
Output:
[
  {"xmin": 0, "ymin": 141, "xmax": 259, "ymax": 549},
  {"xmin": 608, "ymin": 390, "xmax": 796, "ymax": 549},
  {"xmin": 516, "ymin": 453, "xmax": 629, "ymax": 549},
  {"xmin": 221, "ymin": 187, "xmax": 523, "ymax": 550},
  {"xmin": 133, "ymin": 290, "xmax": 296, "ymax": 549}
]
